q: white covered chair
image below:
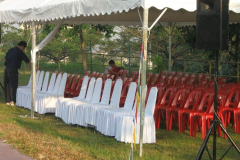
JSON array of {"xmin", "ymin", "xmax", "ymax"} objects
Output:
[
  {"xmin": 35, "ymin": 73, "xmax": 68, "ymax": 114},
  {"xmin": 80, "ymin": 79, "xmax": 112, "ymax": 126},
  {"xmin": 61, "ymin": 77, "xmax": 96, "ymax": 124},
  {"xmin": 21, "ymin": 70, "xmax": 45, "ymax": 108},
  {"xmin": 67, "ymin": 77, "xmax": 103, "ymax": 125},
  {"xmin": 16, "ymin": 70, "xmax": 40, "ymax": 107},
  {"xmin": 114, "ymin": 87, "xmax": 158, "ymax": 144},
  {"xmin": 83, "ymin": 78, "xmax": 123, "ymax": 127},
  {"xmin": 55, "ymin": 75, "xmax": 89, "ymax": 118},
  {"xmin": 96, "ymin": 82, "xmax": 137, "ymax": 136},
  {"xmin": 23, "ymin": 71, "xmax": 50, "ymax": 109}
]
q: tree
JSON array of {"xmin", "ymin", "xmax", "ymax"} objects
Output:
[{"xmin": 67, "ymin": 24, "xmax": 115, "ymax": 71}]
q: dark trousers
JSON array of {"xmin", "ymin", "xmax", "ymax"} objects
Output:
[{"xmin": 4, "ymin": 67, "xmax": 18, "ymax": 103}]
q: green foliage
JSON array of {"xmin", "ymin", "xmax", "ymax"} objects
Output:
[{"xmin": 152, "ymin": 54, "xmax": 167, "ymax": 73}]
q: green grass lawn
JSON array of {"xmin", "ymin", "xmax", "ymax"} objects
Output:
[{"xmin": 0, "ymin": 69, "xmax": 239, "ymax": 159}]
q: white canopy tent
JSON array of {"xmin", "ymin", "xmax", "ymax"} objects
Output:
[{"xmin": 1, "ymin": 0, "xmax": 240, "ymax": 156}]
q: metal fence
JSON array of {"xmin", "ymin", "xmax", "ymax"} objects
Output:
[{"xmin": 0, "ymin": 52, "xmax": 240, "ymax": 82}]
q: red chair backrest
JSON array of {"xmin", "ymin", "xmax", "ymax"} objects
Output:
[
  {"xmin": 224, "ymin": 87, "xmax": 240, "ymax": 108},
  {"xmin": 159, "ymin": 70, "xmax": 168, "ymax": 77},
  {"xmin": 65, "ymin": 74, "xmax": 74, "ymax": 89},
  {"xmin": 198, "ymin": 74, "xmax": 210, "ymax": 85},
  {"xmin": 170, "ymin": 87, "xmax": 191, "ymax": 109},
  {"xmin": 183, "ymin": 88, "xmax": 204, "ymax": 110},
  {"xmin": 89, "ymin": 71, "xmax": 96, "ymax": 77},
  {"xmin": 208, "ymin": 91, "xmax": 229, "ymax": 113},
  {"xmin": 128, "ymin": 71, "xmax": 138, "ymax": 82},
  {"xmin": 158, "ymin": 86, "xmax": 178, "ymax": 107},
  {"xmin": 164, "ymin": 75, "xmax": 173, "ymax": 87},
  {"xmin": 114, "ymin": 70, "xmax": 124, "ymax": 80},
  {"xmin": 97, "ymin": 73, "xmax": 104, "ymax": 78},
  {"xmin": 146, "ymin": 72, "xmax": 152, "ymax": 84},
  {"xmin": 195, "ymin": 88, "xmax": 214, "ymax": 112},
  {"xmin": 147, "ymin": 74, "xmax": 159, "ymax": 87},
  {"xmin": 84, "ymin": 71, "xmax": 91, "ymax": 76},
  {"xmin": 69, "ymin": 75, "xmax": 80, "ymax": 90},
  {"xmin": 155, "ymin": 85, "xmax": 166, "ymax": 105}
]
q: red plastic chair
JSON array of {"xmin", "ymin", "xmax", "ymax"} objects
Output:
[
  {"xmin": 84, "ymin": 71, "xmax": 91, "ymax": 76},
  {"xmin": 147, "ymin": 74, "xmax": 159, "ymax": 87},
  {"xmin": 65, "ymin": 75, "xmax": 80, "ymax": 97},
  {"xmin": 159, "ymin": 70, "xmax": 168, "ymax": 78},
  {"xmin": 191, "ymin": 91, "xmax": 228, "ymax": 139},
  {"xmin": 128, "ymin": 71, "xmax": 138, "ymax": 82},
  {"xmin": 185, "ymin": 73, "xmax": 195, "ymax": 82},
  {"xmin": 166, "ymin": 87, "xmax": 191, "ymax": 131},
  {"xmin": 176, "ymin": 77, "xmax": 188, "ymax": 88},
  {"xmin": 168, "ymin": 71, "xmax": 176, "ymax": 77},
  {"xmin": 113, "ymin": 70, "xmax": 124, "ymax": 80},
  {"xmin": 94, "ymin": 72, "xmax": 100, "ymax": 78},
  {"xmin": 119, "ymin": 78, "xmax": 133, "ymax": 107},
  {"xmin": 97, "ymin": 73, "xmax": 104, "ymax": 78},
  {"xmin": 178, "ymin": 88, "xmax": 204, "ymax": 133},
  {"xmin": 182, "ymin": 73, "xmax": 190, "ymax": 78},
  {"xmin": 155, "ymin": 86, "xmax": 178, "ymax": 129},
  {"xmin": 219, "ymin": 87, "xmax": 240, "ymax": 134},
  {"xmin": 198, "ymin": 74, "xmax": 210, "ymax": 85},
  {"xmin": 154, "ymin": 85, "xmax": 166, "ymax": 128},
  {"xmin": 89, "ymin": 71, "xmax": 96, "ymax": 77},
  {"xmin": 218, "ymin": 82, "xmax": 235, "ymax": 95},
  {"xmin": 65, "ymin": 74, "xmax": 74, "ymax": 90},
  {"xmin": 174, "ymin": 72, "xmax": 183, "ymax": 78},
  {"xmin": 185, "ymin": 88, "xmax": 215, "ymax": 137},
  {"xmin": 71, "ymin": 76, "xmax": 90, "ymax": 97},
  {"xmin": 146, "ymin": 72, "xmax": 153, "ymax": 84},
  {"xmin": 168, "ymin": 76, "xmax": 180, "ymax": 87},
  {"xmin": 163, "ymin": 75, "xmax": 173, "ymax": 87},
  {"xmin": 152, "ymin": 70, "xmax": 167, "ymax": 86}
]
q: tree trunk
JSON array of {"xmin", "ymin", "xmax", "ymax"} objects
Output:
[{"xmin": 80, "ymin": 28, "xmax": 88, "ymax": 72}]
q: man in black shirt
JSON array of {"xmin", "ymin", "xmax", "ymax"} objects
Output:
[{"xmin": 4, "ymin": 41, "xmax": 31, "ymax": 106}]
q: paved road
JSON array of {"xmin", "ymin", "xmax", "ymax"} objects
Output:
[{"xmin": 0, "ymin": 140, "xmax": 33, "ymax": 160}]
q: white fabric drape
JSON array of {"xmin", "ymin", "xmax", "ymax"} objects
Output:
[{"xmin": 0, "ymin": 0, "xmax": 239, "ymax": 24}]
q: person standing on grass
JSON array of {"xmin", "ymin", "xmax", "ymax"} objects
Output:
[
  {"xmin": 4, "ymin": 41, "xmax": 31, "ymax": 106},
  {"xmin": 107, "ymin": 60, "xmax": 119, "ymax": 76}
]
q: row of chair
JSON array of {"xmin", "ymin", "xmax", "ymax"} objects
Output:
[
  {"xmin": 17, "ymin": 69, "xmax": 237, "ymax": 142},
  {"xmin": 56, "ymin": 74, "xmax": 158, "ymax": 143},
  {"xmin": 153, "ymin": 74, "xmax": 240, "ymax": 140},
  {"xmin": 16, "ymin": 70, "xmax": 68, "ymax": 114}
]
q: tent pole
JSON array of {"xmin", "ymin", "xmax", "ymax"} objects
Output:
[
  {"xmin": 168, "ymin": 22, "xmax": 172, "ymax": 72},
  {"xmin": 139, "ymin": 7, "xmax": 148, "ymax": 157},
  {"xmin": 31, "ymin": 21, "xmax": 36, "ymax": 118}
]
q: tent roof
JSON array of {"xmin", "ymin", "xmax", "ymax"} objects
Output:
[{"xmin": 0, "ymin": 0, "xmax": 240, "ymax": 25}]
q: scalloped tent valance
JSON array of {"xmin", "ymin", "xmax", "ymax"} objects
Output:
[{"xmin": 0, "ymin": 0, "xmax": 239, "ymax": 25}]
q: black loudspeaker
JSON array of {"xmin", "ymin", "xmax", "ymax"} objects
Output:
[{"xmin": 196, "ymin": 0, "xmax": 229, "ymax": 50}]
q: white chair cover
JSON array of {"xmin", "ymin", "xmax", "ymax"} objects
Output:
[
  {"xmin": 67, "ymin": 78, "xmax": 103, "ymax": 125},
  {"xmin": 81, "ymin": 79, "xmax": 112, "ymax": 126},
  {"xmin": 55, "ymin": 75, "xmax": 89, "ymax": 118},
  {"xmin": 44, "ymin": 72, "xmax": 68, "ymax": 113},
  {"xmin": 21, "ymin": 70, "xmax": 45, "ymax": 109},
  {"xmin": 16, "ymin": 70, "xmax": 40, "ymax": 106},
  {"xmin": 34, "ymin": 73, "xmax": 57, "ymax": 112},
  {"xmin": 24, "ymin": 71, "xmax": 50, "ymax": 109},
  {"xmin": 35, "ymin": 73, "xmax": 65, "ymax": 114},
  {"xmin": 96, "ymin": 82, "xmax": 137, "ymax": 136},
  {"xmin": 84, "ymin": 79, "xmax": 123, "ymax": 127},
  {"xmin": 61, "ymin": 77, "xmax": 96, "ymax": 124},
  {"xmin": 115, "ymin": 87, "xmax": 158, "ymax": 143}
]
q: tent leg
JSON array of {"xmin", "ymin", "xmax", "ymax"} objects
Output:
[
  {"xmin": 31, "ymin": 21, "xmax": 36, "ymax": 118},
  {"xmin": 139, "ymin": 7, "xmax": 148, "ymax": 157}
]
